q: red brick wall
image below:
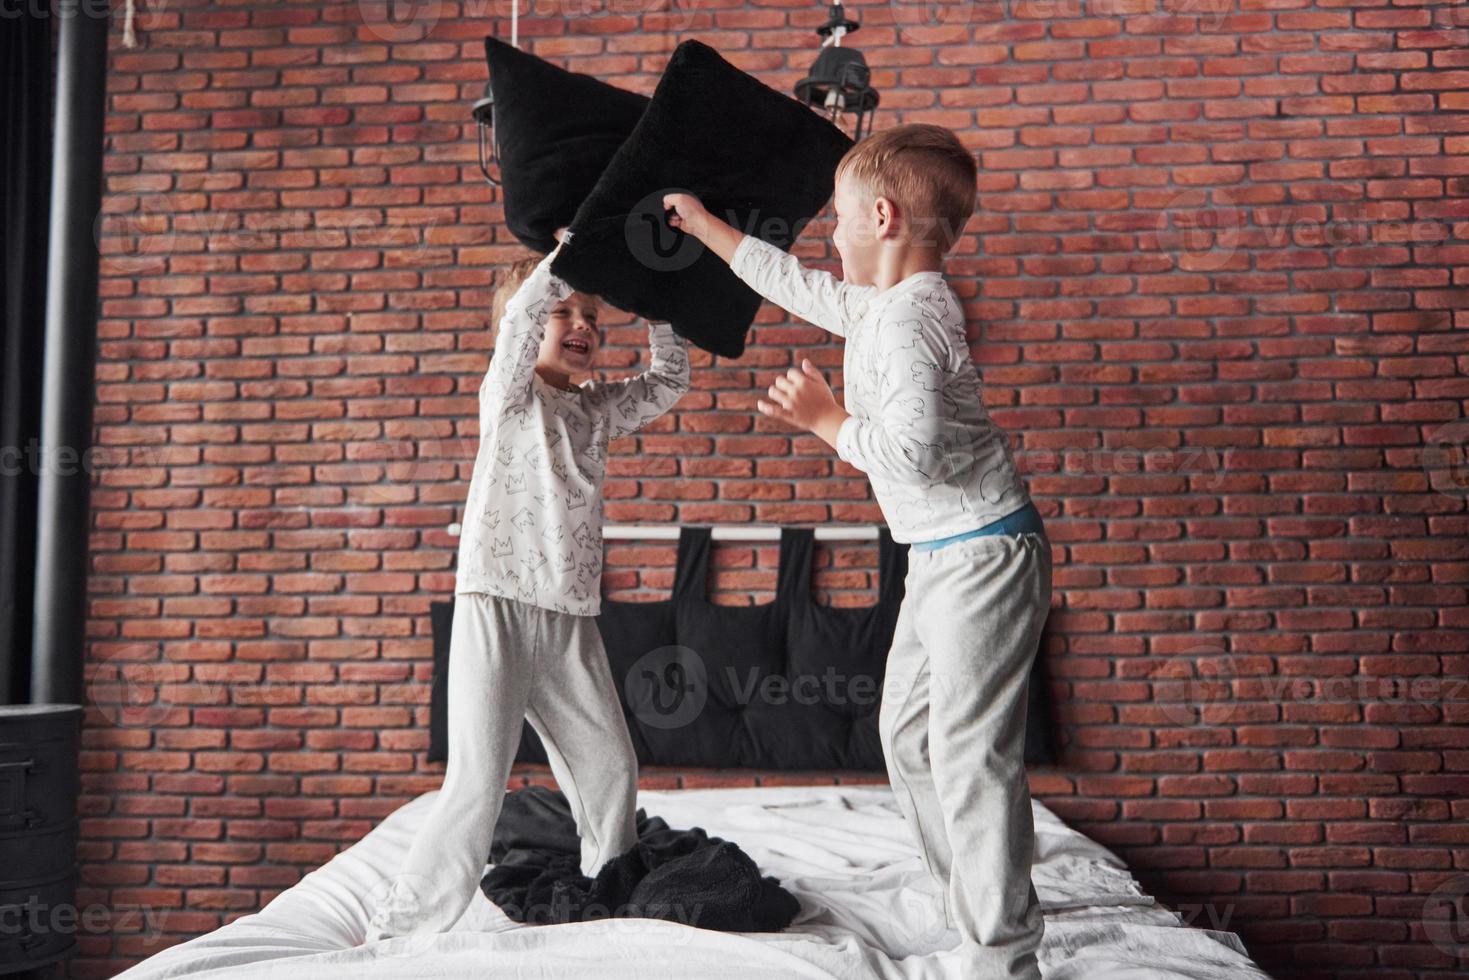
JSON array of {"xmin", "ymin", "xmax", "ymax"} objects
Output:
[{"xmin": 84, "ymin": 2, "xmax": 1468, "ymax": 978}]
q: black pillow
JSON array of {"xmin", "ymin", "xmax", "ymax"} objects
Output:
[
  {"xmin": 550, "ymin": 39, "xmax": 854, "ymax": 359},
  {"xmin": 483, "ymin": 36, "xmax": 651, "ymax": 255}
]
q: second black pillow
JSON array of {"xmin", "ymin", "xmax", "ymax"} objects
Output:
[{"xmin": 550, "ymin": 40, "xmax": 854, "ymax": 359}]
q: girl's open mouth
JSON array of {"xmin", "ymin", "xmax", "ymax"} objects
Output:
[{"xmin": 562, "ymin": 338, "xmax": 591, "ymax": 355}]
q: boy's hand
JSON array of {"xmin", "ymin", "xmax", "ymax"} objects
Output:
[
  {"xmin": 662, "ymin": 193, "xmax": 711, "ymax": 241},
  {"xmin": 758, "ymin": 359, "xmax": 849, "ymax": 449},
  {"xmin": 663, "ymin": 192, "xmax": 745, "ymax": 265}
]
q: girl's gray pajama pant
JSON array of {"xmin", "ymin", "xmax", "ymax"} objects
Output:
[
  {"xmin": 879, "ymin": 529, "xmax": 1053, "ymax": 980},
  {"xmin": 367, "ymin": 592, "xmax": 639, "ymax": 940}
]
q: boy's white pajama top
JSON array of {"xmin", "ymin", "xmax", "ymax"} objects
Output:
[
  {"xmin": 729, "ymin": 232, "xmax": 1031, "ymax": 543},
  {"xmin": 368, "ymin": 247, "xmax": 690, "ymax": 943},
  {"xmin": 730, "ymin": 232, "xmax": 1051, "ymax": 980}
]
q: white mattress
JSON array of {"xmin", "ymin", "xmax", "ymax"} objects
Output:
[{"xmin": 113, "ymin": 785, "xmax": 1271, "ymax": 980}]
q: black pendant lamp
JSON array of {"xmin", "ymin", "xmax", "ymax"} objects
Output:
[
  {"xmin": 473, "ymin": 81, "xmax": 500, "ymax": 186},
  {"xmin": 794, "ymin": 3, "xmax": 880, "ymax": 141},
  {"xmin": 474, "ymin": 3, "xmax": 524, "ymax": 186}
]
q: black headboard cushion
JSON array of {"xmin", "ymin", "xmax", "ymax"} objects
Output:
[
  {"xmin": 1025, "ymin": 651, "xmax": 1056, "ymax": 764},
  {"xmin": 773, "ymin": 527, "xmax": 907, "ymax": 769},
  {"xmin": 427, "ymin": 600, "xmax": 455, "ymax": 762},
  {"xmin": 428, "ymin": 527, "xmax": 1056, "ymax": 769}
]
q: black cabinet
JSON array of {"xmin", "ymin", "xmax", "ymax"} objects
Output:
[{"xmin": 0, "ymin": 705, "xmax": 81, "ymax": 976}]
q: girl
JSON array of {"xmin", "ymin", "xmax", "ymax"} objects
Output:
[{"xmin": 366, "ymin": 236, "xmax": 691, "ymax": 940}]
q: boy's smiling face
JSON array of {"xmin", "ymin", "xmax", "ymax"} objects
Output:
[{"xmin": 536, "ymin": 291, "xmax": 600, "ymax": 383}]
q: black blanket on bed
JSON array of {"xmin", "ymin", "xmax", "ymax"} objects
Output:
[{"xmin": 480, "ymin": 785, "xmax": 801, "ymax": 931}]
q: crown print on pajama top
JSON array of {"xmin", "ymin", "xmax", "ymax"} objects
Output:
[
  {"xmin": 729, "ymin": 234, "xmax": 1031, "ymax": 544},
  {"xmin": 455, "ymin": 248, "xmax": 691, "ymax": 615}
]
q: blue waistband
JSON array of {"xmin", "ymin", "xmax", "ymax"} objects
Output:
[{"xmin": 909, "ymin": 502, "xmax": 1045, "ymax": 552}]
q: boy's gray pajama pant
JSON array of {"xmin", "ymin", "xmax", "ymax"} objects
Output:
[
  {"xmin": 879, "ymin": 530, "xmax": 1053, "ymax": 979},
  {"xmin": 368, "ymin": 593, "xmax": 639, "ymax": 940}
]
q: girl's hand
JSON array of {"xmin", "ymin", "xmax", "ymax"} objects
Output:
[{"xmin": 758, "ymin": 359, "xmax": 849, "ymax": 449}]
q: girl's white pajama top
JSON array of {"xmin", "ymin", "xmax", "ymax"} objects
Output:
[{"xmin": 454, "ymin": 248, "xmax": 691, "ymax": 615}]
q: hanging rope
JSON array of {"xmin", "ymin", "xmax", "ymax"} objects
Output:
[{"xmin": 122, "ymin": 0, "xmax": 139, "ymax": 48}]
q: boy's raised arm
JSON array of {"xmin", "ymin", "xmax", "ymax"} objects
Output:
[
  {"xmin": 665, "ymin": 194, "xmax": 874, "ymax": 338},
  {"xmin": 728, "ymin": 235, "xmax": 875, "ymax": 339},
  {"xmin": 480, "ymin": 243, "xmax": 571, "ymax": 407},
  {"xmin": 600, "ymin": 321, "xmax": 691, "ymax": 441}
]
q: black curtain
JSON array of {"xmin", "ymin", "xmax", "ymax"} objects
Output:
[{"xmin": 0, "ymin": 6, "xmax": 54, "ymax": 705}]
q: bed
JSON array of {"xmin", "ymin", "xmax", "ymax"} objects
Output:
[
  {"xmin": 111, "ymin": 782, "xmax": 1271, "ymax": 980},
  {"xmin": 112, "ymin": 530, "xmax": 1272, "ymax": 978}
]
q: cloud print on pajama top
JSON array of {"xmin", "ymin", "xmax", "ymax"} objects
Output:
[
  {"xmin": 455, "ymin": 246, "xmax": 691, "ymax": 615},
  {"xmin": 728, "ymin": 234, "xmax": 1030, "ymax": 542}
]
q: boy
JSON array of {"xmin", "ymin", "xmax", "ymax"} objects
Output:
[
  {"xmin": 366, "ymin": 235, "xmax": 691, "ymax": 942},
  {"xmin": 665, "ymin": 124, "xmax": 1050, "ymax": 978}
]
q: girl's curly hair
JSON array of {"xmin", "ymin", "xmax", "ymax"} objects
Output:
[{"xmin": 490, "ymin": 253, "xmax": 545, "ymax": 330}]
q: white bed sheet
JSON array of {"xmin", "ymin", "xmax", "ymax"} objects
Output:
[{"xmin": 113, "ymin": 785, "xmax": 1271, "ymax": 980}]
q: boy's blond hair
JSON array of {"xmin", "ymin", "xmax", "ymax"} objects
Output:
[{"xmin": 834, "ymin": 123, "xmax": 977, "ymax": 254}]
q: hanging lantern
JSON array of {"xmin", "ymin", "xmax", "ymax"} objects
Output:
[
  {"xmin": 472, "ymin": 80, "xmax": 501, "ymax": 186},
  {"xmin": 794, "ymin": 3, "xmax": 880, "ymax": 141},
  {"xmin": 474, "ymin": 2, "xmax": 522, "ymax": 187}
]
